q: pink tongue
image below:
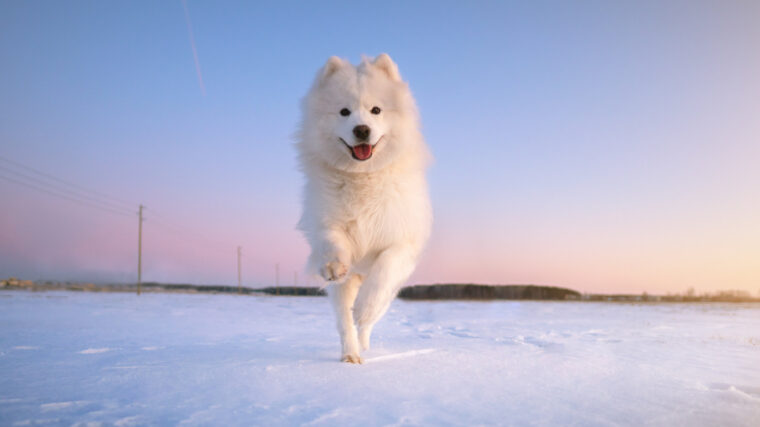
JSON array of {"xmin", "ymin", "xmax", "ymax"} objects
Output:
[{"xmin": 352, "ymin": 144, "xmax": 372, "ymax": 160}]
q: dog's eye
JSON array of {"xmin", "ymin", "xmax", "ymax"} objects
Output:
[
  {"xmin": 340, "ymin": 108, "xmax": 351, "ymax": 116},
  {"xmin": 371, "ymin": 106, "xmax": 382, "ymax": 115}
]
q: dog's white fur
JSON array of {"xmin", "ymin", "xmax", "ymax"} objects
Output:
[{"xmin": 296, "ymin": 54, "xmax": 432, "ymax": 363}]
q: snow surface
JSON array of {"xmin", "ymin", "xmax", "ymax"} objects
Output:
[{"xmin": 1, "ymin": 291, "xmax": 759, "ymax": 426}]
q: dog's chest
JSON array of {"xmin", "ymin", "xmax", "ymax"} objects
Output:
[{"xmin": 328, "ymin": 173, "xmax": 414, "ymax": 249}]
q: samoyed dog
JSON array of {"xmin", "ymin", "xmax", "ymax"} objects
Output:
[{"xmin": 296, "ymin": 54, "xmax": 432, "ymax": 363}]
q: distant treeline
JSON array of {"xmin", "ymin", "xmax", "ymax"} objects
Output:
[
  {"xmin": 1, "ymin": 279, "xmax": 578, "ymax": 300},
  {"xmin": 0, "ymin": 279, "xmax": 262, "ymax": 295},
  {"xmin": 257, "ymin": 284, "xmax": 580, "ymax": 300},
  {"xmin": 398, "ymin": 284, "xmax": 580, "ymax": 300},
  {"xmin": 2, "ymin": 278, "xmax": 758, "ymax": 302},
  {"xmin": 580, "ymin": 292, "xmax": 760, "ymax": 303},
  {"xmin": 143, "ymin": 282, "xmax": 260, "ymax": 295},
  {"xmin": 259, "ymin": 286, "xmax": 326, "ymax": 296}
]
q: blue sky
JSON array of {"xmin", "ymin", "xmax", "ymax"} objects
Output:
[{"xmin": 1, "ymin": 1, "xmax": 758, "ymax": 293}]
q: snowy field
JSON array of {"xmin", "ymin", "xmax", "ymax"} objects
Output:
[{"xmin": 1, "ymin": 291, "xmax": 758, "ymax": 426}]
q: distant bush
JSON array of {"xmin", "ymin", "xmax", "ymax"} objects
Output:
[
  {"xmin": 398, "ymin": 284, "xmax": 581, "ymax": 300},
  {"xmin": 259, "ymin": 287, "xmax": 327, "ymax": 296}
]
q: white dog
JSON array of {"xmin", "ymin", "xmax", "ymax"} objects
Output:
[{"xmin": 296, "ymin": 54, "xmax": 432, "ymax": 363}]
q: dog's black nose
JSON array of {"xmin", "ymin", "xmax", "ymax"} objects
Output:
[{"xmin": 353, "ymin": 125, "xmax": 371, "ymax": 141}]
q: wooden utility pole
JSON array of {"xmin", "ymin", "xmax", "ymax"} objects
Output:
[
  {"xmin": 275, "ymin": 263, "xmax": 280, "ymax": 295},
  {"xmin": 294, "ymin": 271, "xmax": 298, "ymax": 286},
  {"xmin": 237, "ymin": 246, "xmax": 242, "ymax": 294},
  {"xmin": 137, "ymin": 204, "xmax": 144, "ymax": 296}
]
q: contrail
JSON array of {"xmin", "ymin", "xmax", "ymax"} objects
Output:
[{"xmin": 182, "ymin": 0, "xmax": 205, "ymax": 96}]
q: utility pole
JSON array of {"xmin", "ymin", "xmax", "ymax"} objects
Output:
[
  {"xmin": 137, "ymin": 204, "xmax": 144, "ymax": 296},
  {"xmin": 275, "ymin": 263, "xmax": 280, "ymax": 295},
  {"xmin": 294, "ymin": 271, "xmax": 298, "ymax": 286},
  {"xmin": 237, "ymin": 246, "xmax": 242, "ymax": 294}
]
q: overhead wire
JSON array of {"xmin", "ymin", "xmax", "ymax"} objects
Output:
[
  {"xmin": 0, "ymin": 163, "xmax": 135, "ymax": 214},
  {"xmin": 1, "ymin": 153, "xmax": 264, "ymax": 280},
  {"xmin": 146, "ymin": 212, "xmax": 238, "ymax": 257},
  {"xmin": 0, "ymin": 155, "xmax": 139, "ymax": 211},
  {"xmin": 0, "ymin": 172, "xmax": 135, "ymax": 218}
]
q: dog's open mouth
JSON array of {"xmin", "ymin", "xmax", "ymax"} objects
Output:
[
  {"xmin": 340, "ymin": 137, "xmax": 383, "ymax": 161},
  {"xmin": 351, "ymin": 143, "xmax": 373, "ymax": 161}
]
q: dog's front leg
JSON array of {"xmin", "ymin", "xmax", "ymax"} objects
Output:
[
  {"xmin": 315, "ymin": 225, "xmax": 363, "ymax": 362},
  {"xmin": 354, "ymin": 243, "xmax": 418, "ymax": 351},
  {"xmin": 328, "ymin": 274, "xmax": 363, "ymax": 363},
  {"xmin": 318, "ymin": 226, "xmax": 352, "ymax": 282}
]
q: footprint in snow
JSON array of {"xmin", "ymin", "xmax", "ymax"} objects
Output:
[
  {"xmin": 364, "ymin": 348, "xmax": 436, "ymax": 363},
  {"xmin": 78, "ymin": 348, "xmax": 112, "ymax": 354},
  {"xmin": 445, "ymin": 327, "xmax": 478, "ymax": 339},
  {"xmin": 40, "ymin": 400, "xmax": 89, "ymax": 412},
  {"xmin": 517, "ymin": 336, "xmax": 564, "ymax": 352},
  {"xmin": 706, "ymin": 383, "xmax": 760, "ymax": 400}
]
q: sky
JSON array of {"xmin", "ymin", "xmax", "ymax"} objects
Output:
[{"xmin": 1, "ymin": 1, "xmax": 758, "ymax": 295}]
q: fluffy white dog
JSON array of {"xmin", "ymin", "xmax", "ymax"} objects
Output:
[{"xmin": 296, "ymin": 54, "xmax": 432, "ymax": 363}]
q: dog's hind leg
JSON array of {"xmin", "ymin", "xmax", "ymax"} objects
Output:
[
  {"xmin": 354, "ymin": 244, "xmax": 417, "ymax": 351},
  {"xmin": 327, "ymin": 273, "xmax": 363, "ymax": 363}
]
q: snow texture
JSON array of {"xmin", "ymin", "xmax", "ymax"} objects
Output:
[{"xmin": 1, "ymin": 291, "xmax": 758, "ymax": 426}]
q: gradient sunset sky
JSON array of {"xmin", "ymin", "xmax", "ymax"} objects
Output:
[{"xmin": 1, "ymin": 1, "xmax": 758, "ymax": 295}]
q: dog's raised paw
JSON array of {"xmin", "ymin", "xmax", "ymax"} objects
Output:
[
  {"xmin": 341, "ymin": 354, "xmax": 363, "ymax": 364},
  {"xmin": 321, "ymin": 261, "xmax": 347, "ymax": 281}
]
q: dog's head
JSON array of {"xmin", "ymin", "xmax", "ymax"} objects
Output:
[{"xmin": 299, "ymin": 54, "xmax": 423, "ymax": 173}]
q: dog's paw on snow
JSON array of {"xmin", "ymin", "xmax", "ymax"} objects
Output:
[
  {"xmin": 321, "ymin": 261, "xmax": 347, "ymax": 282},
  {"xmin": 341, "ymin": 354, "xmax": 363, "ymax": 364}
]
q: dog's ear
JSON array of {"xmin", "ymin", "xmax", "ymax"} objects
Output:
[
  {"xmin": 373, "ymin": 53, "xmax": 401, "ymax": 81},
  {"xmin": 320, "ymin": 56, "xmax": 346, "ymax": 83}
]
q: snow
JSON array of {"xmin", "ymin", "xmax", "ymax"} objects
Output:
[
  {"xmin": 78, "ymin": 348, "xmax": 113, "ymax": 354},
  {"xmin": 1, "ymin": 291, "xmax": 758, "ymax": 426}
]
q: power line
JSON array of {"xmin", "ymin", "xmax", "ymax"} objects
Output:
[
  {"xmin": 0, "ymin": 155, "xmax": 138, "ymax": 210},
  {"xmin": 1, "ymin": 154, "xmax": 262, "ymax": 286},
  {"xmin": 0, "ymin": 157, "xmax": 241, "ymax": 255},
  {"xmin": 147, "ymin": 210, "xmax": 238, "ymax": 254},
  {"xmin": 0, "ymin": 172, "xmax": 135, "ymax": 218},
  {"xmin": 0, "ymin": 163, "xmax": 135, "ymax": 214},
  {"xmin": 147, "ymin": 216, "xmax": 231, "ymax": 255}
]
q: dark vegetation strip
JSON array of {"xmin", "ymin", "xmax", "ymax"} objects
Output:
[{"xmin": 2, "ymin": 279, "xmax": 758, "ymax": 302}]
